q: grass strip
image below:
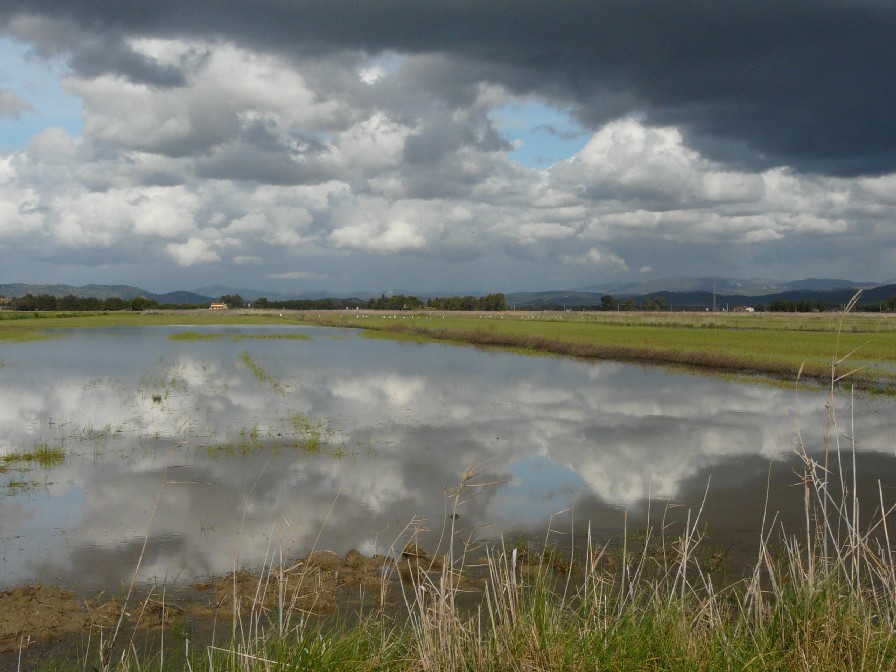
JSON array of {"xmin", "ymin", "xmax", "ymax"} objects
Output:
[{"xmin": 299, "ymin": 312, "xmax": 896, "ymax": 392}]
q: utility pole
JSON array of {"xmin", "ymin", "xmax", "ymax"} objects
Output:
[{"xmin": 712, "ymin": 278, "xmax": 717, "ymax": 312}]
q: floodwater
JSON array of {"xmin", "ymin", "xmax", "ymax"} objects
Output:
[{"xmin": 1, "ymin": 324, "xmax": 893, "ymax": 593}]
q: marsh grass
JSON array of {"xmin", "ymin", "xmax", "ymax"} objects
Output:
[
  {"xmin": 169, "ymin": 331, "xmax": 308, "ymax": 342},
  {"xmin": 2, "ymin": 442, "xmax": 67, "ymax": 468},
  {"xmin": 205, "ymin": 412, "xmax": 336, "ymax": 457},
  {"xmin": 169, "ymin": 331, "xmax": 229, "ymax": 341},
  {"xmin": 239, "ymin": 351, "xmax": 283, "ymax": 391}
]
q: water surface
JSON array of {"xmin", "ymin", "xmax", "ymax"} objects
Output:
[{"xmin": 1, "ymin": 325, "xmax": 892, "ymax": 592}]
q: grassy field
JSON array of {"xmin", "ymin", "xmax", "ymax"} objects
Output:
[
  {"xmin": 3, "ymin": 308, "xmax": 895, "ymax": 391},
  {"xmin": 296, "ymin": 309, "xmax": 896, "ymax": 392}
]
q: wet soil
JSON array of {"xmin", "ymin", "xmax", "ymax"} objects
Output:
[{"xmin": 0, "ymin": 542, "xmax": 477, "ymax": 667}]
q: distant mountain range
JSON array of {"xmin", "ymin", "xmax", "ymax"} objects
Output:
[
  {"xmin": 577, "ymin": 277, "xmax": 883, "ymax": 297},
  {"xmin": 1, "ymin": 278, "xmax": 894, "ymax": 311},
  {"xmin": 0, "ymin": 283, "xmax": 215, "ymax": 305}
]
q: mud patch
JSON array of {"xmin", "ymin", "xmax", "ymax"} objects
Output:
[
  {"xmin": 0, "ymin": 586, "xmax": 119, "ymax": 652},
  {"xmin": 192, "ymin": 548, "xmax": 392, "ymax": 617},
  {"xmin": 0, "ymin": 543, "xmax": 485, "ymax": 665}
]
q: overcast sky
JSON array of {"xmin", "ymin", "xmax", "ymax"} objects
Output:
[{"xmin": 1, "ymin": 1, "xmax": 894, "ymax": 295}]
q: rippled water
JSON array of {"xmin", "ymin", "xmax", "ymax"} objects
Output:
[{"xmin": 1, "ymin": 324, "xmax": 893, "ymax": 592}]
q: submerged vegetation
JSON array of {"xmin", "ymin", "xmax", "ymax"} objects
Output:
[
  {"xmin": 169, "ymin": 331, "xmax": 309, "ymax": 342},
  {"xmin": 205, "ymin": 412, "xmax": 336, "ymax": 457},
  {"xmin": 2, "ymin": 443, "xmax": 66, "ymax": 469},
  {"xmin": 239, "ymin": 350, "xmax": 283, "ymax": 391},
  {"xmin": 1, "ymin": 444, "xmax": 65, "ymax": 496}
]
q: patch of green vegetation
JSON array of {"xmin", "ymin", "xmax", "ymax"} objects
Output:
[
  {"xmin": 5, "ymin": 479, "xmax": 38, "ymax": 495},
  {"xmin": 168, "ymin": 331, "xmax": 227, "ymax": 341},
  {"xmin": 170, "ymin": 331, "xmax": 309, "ymax": 342},
  {"xmin": 2, "ymin": 442, "xmax": 67, "ymax": 468},
  {"xmin": 360, "ymin": 329, "xmax": 432, "ymax": 344},
  {"xmin": 300, "ymin": 310, "xmax": 896, "ymax": 392},
  {"xmin": 79, "ymin": 423, "xmax": 121, "ymax": 442},
  {"xmin": 0, "ymin": 325, "xmax": 64, "ymax": 343},
  {"xmin": 239, "ymin": 350, "xmax": 284, "ymax": 391},
  {"xmin": 286, "ymin": 411, "xmax": 336, "ymax": 453},
  {"xmin": 207, "ymin": 425, "xmax": 267, "ymax": 456},
  {"xmin": 204, "ymin": 412, "xmax": 335, "ymax": 457},
  {"xmin": 233, "ymin": 333, "xmax": 309, "ymax": 341}
]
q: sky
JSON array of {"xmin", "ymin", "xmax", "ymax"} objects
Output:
[{"xmin": 1, "ymin": 1, "xmax": 895, "ymax": 295}]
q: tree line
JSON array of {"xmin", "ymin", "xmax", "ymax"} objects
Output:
[
  {"xmin": 304, "ymin": 292, "xmax": 509, "ymax": 311},
  {"xmin": 8, "ymin": 293, "xmax": 164, "ymax": 311},
  {"xmin": 1, "ymin": 292, "xmax": 509, "ymax": 312},
  {"xmin": 761, "ymin": 299, "xmax": 828, "ymax": 312}
]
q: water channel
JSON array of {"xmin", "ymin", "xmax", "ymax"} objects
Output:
[{"xmin": 1, "ymin": 324, "xmax": 893, "ymax": 593}]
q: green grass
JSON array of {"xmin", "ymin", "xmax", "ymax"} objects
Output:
[
  {"xmin": 6, "ymin": 309, "xmax": 895, "ymax": 390},
  {"xmin": 169, "ymin": 331, "xmax": 309, "ymax": 342},
  {"xmin": 168, "ymin": 331, "xmax": 229, "ymax": 341},
  {"xmin": 205, "ymin": 412, "xmax": 337, "ymax": 457},
  {"xmin": 2, "ymin": 442, "xmax": 67, "ymax": 468},
  {"xmin": 239, "ymin": 350, "xmax": 283, "ymax": 391},
  {"xmin": 298, "ymin": 310, "xmax": 896, "ymax": 392}
]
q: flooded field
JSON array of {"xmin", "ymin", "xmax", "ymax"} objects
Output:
[{"xmin": 1, "ymin": 324, "xmax": 894, "ymax": 595}]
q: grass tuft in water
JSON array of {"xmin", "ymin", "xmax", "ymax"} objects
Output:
[
  {"xmin": 239, "ymin": 351, "xmax": 284, "ymax": 392},
  {"xmin": 2, "ymin": 442, "xmax": 67, "ymax": 468}
]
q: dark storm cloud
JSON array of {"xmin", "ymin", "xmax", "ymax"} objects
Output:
[
  {"xmin": 3, "ymin": 1, "xmax": 894, "ymax": 175},
  {"xmin": 69, "ymin": 37, "xmax": 187, "ymax": 87},
  {"xmin": 195, "ymin": 124, "xmax": 334, "ymax": 186}
]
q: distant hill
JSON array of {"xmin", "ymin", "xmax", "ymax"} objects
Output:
[
  {"xmin": 0, "ymin": 283, "xmax": 153, "ymax": 300},
  {"xmin": 506, "ymin": 284, "xmax": 896, "ymax": 310},
  {"xmin": 155, "ymin": 291, "xmax": 215, "ymax": 305},
  {"xmin": 193, "ymin": 285, "xmax": 284, "ymax": 301},
  {"xmin": 193, "ymin": 285, "xmax": 380, "ymax": 302},
  {"xmin": 1, "ymin": 279, "xmax": 893, "ymax": 311},
  {"xmin": 504, "ymin": 290, "xmax": 606, "ymax": 309},
  {"xmin": 583, "ymin": 276, "xmax": 880, "ymax": 297},
  {"xmin": 0, "ymin": 283, "xmax": 213, "ymax": 305}
]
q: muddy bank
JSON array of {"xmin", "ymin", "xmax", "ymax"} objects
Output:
[{"xmin": 0, "ymin": 542, "xmax": 474, "ymax": 664}]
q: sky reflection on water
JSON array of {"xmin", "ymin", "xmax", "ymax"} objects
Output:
[{"xmin": 1, "ymin": 325, "xmax": 893, "ymax": 592}]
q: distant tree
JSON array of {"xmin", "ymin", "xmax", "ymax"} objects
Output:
[
  {"xmin": 130, "ymin": 297, "xmax": 156, "ymax": 311},
  {"xmin": 57, "ymin": 294, "xmax": 80, "ymax": 311},
  {"xmin": 103, "ymin": 297, "xmax": 126, "ymax": 311},
  {"xmin": 369, "ymin": 294, "xmax": 424, "ymax": 310},
  {"xmin": 253, "ymin": 297, "xmax": 269, "ymax": 308},
  {"xmin": 478, "ymin": 293, "xmax": 507, "ymax": 311},
  {"xmin": 220, "ymin": 294, "xmax": 244, "ymax": 308},
  {"xmin": 17, "ymin": 293, "xmax": 58, "ymax": 311},
  {"xmin": 600, "ymin": 294, "xmax": 618, "ymax": 311}
]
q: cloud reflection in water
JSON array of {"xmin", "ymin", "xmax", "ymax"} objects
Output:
[{"xmin": 0, "ymin": 324, "xmax": 892, "ymax": 592}]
